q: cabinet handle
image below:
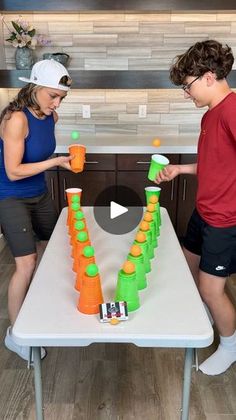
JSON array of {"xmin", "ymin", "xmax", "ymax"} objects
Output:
[
  {"xmin": 136, "ymin": 161, "xmax": 150, "ymax": 164},
  {"xmin": 170, "ymin": 179, "xmax": 175, "ymax": 201},
  {"xmin": 85, "ymin": 160, "xmax": 99, "ymax": 164},
  {"xmin": 50, "ymin": 178, "xmax": 55, "ymax": 200},
  {"xmin": 63, "ymin": 178, "xmax": 67, "ymax": 201},
  {"xmin": 182, "ymin": 179, "xmax": 187, "ymax": 201}
]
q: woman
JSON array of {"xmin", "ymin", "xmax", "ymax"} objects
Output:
[{"xmin": 0, "ymin": 59, "xmax": 73, "ymax": 361}]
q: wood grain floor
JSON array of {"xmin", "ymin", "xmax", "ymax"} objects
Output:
[{"xmin": 1, "ymin": 245, "xmax": 236, "ymax": 420}]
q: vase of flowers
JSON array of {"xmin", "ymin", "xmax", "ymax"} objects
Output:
[{"xmin": 3, "ymin": 17, "xmax": 50, "ymax": 69}]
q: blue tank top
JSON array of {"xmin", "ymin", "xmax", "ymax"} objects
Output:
[{"xmin": 0, "ymin": 108, "xmax": 56, "ymax": 199}]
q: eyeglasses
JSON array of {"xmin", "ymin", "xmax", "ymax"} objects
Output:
[{"xmin": 182, "ymin": 76, "xmax": 201, "ymax": 93}]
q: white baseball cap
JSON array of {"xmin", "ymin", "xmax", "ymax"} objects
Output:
[{"xmin": 18, "ymin": 59, "xmax": 72, "ymax": 91}]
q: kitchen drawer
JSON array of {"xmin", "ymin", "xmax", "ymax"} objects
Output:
[
  {"xmin": 117, "ymin": 153, "xmax": 180, "ymax": 171},
  {"xmin": 117, "ymin": 154, "xmax": 151, "ymax": 171},
  {"xmin": 58, "ymin": 153, "xmax": 116, "ymax": 171}
]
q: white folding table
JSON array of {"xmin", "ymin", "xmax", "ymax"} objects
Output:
[{"xmin": 12, "ymin": 207, "xmax": 213, "ymax": 420}]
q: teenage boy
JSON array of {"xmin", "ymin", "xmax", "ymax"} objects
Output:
[{"xmin": 155, "ymin": 40, "xmax": 236, "ymax": 375}]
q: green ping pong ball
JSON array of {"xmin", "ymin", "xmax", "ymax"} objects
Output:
[
  {"xmin": 83, "ymin": 245, "xmax": 94, "ymax": 258},
  {"xmin": 74, "ymin": 220, "xmax": 85, "ymax": 231},
  {"xmin": 71, "ymin": 194, "xmax": 80, "ymax": 203},
  {"xmin": 75, "ymin": 210, "xmax": 84, "ymax": 220},
  {"xmin": 71, "ymin": 130, "xmax": 80, "ymax": 141},
  {"xmin": 71, "ymin": 202, "xmax": 80, "ymax": 211},
  {"xmin": 86, "ymin": 263, "xmax": 98, "ymax": 277},
  {"xmin": 77, "ymin": 231, "xmax": 88, "ymax": 242}
]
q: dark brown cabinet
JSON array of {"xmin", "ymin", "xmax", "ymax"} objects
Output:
[
  {"xmin": 58, "ymin": 154, "xmax": 116, "ymax": 207},
  {"xmin": 45, "ymin": 170, "xmax": 60, "ymax": 214},
  {"xmin": 176, "ymin": 154, "xmax": 197, "ymax": 239},
  {"xmin": 46, "ymin": 152, "xmax": 197, "ymax": 238},
  {"xmin": 117, "ymin": 153, "xmax": 180, "ymax": 227}
]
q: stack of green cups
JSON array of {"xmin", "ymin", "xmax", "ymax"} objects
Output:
[
  {"xmin": 145, "ymin": 186, "xmax": 161, "ymax": 228},
  {"xmin": 127, "ymin": 244, "xmax": 147, "ymax": 290},
  {"xmin": 115, "ymin": 261, "xmax": 140, "ymax": 312},
  {"xmin": 143, "ymin": 211, "xmax": 157, "ymax": 248},
  {"xmin": 133, "ymin": 231, "xmax": 151, "ymax": 273},
  {"xmin": 139, "ymin": 221, "xmax": 154, "ymax": 259}
]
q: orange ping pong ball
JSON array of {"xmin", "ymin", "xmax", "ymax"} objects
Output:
[
  {"xmin": 152, "ymin": 138, "xmax": 161, "ymax": 147},
  {"xmin": 149, "ymin": 195, "xmax": 158, "ymax": 204},
  {"xmin": 147, "ymin": 203, "xmax": 156, "ymax": 212},
  {"xmin": 140, "ymin": 220, "xmax": 149, "ymax": 231},
  {"xmin": 144, "ymin": 212, "xmax": 153, "ymax": 222},
  {"xmin": 110, "ymin": 318, "xmax": 120, "ymax": 325},
  {"xmin": 135, "ymin": 231, "xmax": 146, "ymax": 243},
  {"xmin": 122, "ymin": 260, "xmax": 135, "ymax": 274},
  {"xmin": 130, "ymin": 244, "xmax": 141, "ymax": 257}
]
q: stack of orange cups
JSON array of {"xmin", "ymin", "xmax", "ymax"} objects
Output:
[
  {"xmin": 71, "ymin": 210, "xmax": 87, "ymax": 256},
  {"xmin": 75, "ymin": 245, "xmax": 95, "ymax": 292},
  {"xmin": 71, "ymin": 220, "xmax": 86, "ymax": 248},
  {"xmin": 68, "ymin": 203, "xmax": 81, "ymax": 236},
  {"xmin": 65, "ymin": 188, "xmax": 82, "ymax": 226},
  {"xmin": 72, "ymin": 231, "xmax": 91, "ymax": 273}
]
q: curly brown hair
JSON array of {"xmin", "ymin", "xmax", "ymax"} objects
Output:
[{"xmin": 170, "ymin": 39, "xmax": 234, "ymax": 86}]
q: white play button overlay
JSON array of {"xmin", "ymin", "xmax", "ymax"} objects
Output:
[
  {"xmin": 94, "ymin": 185, "xmax": 143, "ymax": 235},
  {"xmin": 110, "ymin": 201, "xmax": 128, "ymax": 219}
]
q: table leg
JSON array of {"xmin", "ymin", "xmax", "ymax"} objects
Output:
[
  {"xmin": 33, "ymin": 347, "xmax": 44, "ymax": 420},
  {"xmin": 180, "ymin": 347, "xmax": 193, "ymax": 420}
]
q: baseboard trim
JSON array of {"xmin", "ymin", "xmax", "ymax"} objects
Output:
[{"xmin": 0, "ymin": 234, "xmax": 6, "ymax": 253}]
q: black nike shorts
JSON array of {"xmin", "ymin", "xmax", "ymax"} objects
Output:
[
  {"xmin": 0, "ymin": 192, "xmax": 58, "ymax": 257},
  {"xmin": 183, "ymin": 208, "xmax": 236, "ymax": 277}
]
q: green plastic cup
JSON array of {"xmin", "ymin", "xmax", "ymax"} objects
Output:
[
  {"xmin": 140, "ymin": 227, "xmax": 154, "ymax": 259},
  {"xmin": 147, "ymin": 218, "xmax": 158, "ymax": 248},
  {"xmin": 145, "ymin": 187, "xmax": 162, "ymax": 228},
  {"xmin": 115, "ymin": 269, "xmax": 140, "ymax": 312},
  {"xmin": 147, "ymin": 154, "xmax": 169, "ymax": 181},
  {"xmin": 127, "ymin": 253, "xmax": 147, "ymax": 291},
  {"xmin": 156, "ymin": 202, "xmax": 161, "ymax": 227},
  {"xmin": 145, "ymin": 186, "xmax": 161, "ymax": 205},
  {"xmin": 133, "ymin": 239, "xmax": 151, "ymax": 273}
]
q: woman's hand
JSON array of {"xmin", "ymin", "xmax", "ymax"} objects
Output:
[
  {"xmin": 154, "ymin": 164, "xmax": 181, "ymax": 184},
  {"xmin": 56, "ymin": 155, "xmax": 74, "ymax": 171}
]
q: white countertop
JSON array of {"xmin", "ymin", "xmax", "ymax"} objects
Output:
[{"xmin": 55, "ymin": 131, "xmax": 198, "ymax": 154}]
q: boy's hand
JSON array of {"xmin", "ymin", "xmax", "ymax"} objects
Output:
[{"xmin": 154, "ymin": 164, "xmax": 181, "ymax": 184}]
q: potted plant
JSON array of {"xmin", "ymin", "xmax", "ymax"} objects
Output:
[{"xmin": 2, "ymin": 16, "xmax": 50, "ymax": 69}]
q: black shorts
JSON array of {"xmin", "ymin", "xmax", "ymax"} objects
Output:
[
  {"xmin": 0, "ymin": 192, "xmax": 58, "ymax": 257},
  {"xmin": 183, "ymin": 210, "xmax": 236, "ymax": 277},
  {"xmin": 183, "ymin": 209, "xmax": 236, "ymax": 277}
]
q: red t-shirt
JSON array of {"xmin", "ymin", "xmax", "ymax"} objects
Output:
[{"xmin": 196, "ymin": 92, "xmax": 236, "ymax": 227}]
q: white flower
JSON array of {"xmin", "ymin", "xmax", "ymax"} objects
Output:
[
  {"xmin": 3, "ymin": 16, "xmax": 50, "ymax": 49},
  {"xmin": 30, "ymin": 37, "xmax": 37, "ymax": 49}
]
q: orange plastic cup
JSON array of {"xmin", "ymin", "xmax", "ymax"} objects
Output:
[
  {"xmin": 72, "ymin": 235, "xmax": 91, "ymax": 272},
  {"xmin": 66, "ymin": 188, "xmax": 82, "ymax": 206},
  {"xmin": 69, "ymin": 144, "xmax": 86, "ymax": 173},
  {"xmin": 77, "ymin": 264, "xmax": 104, "ymax": 315},
  {"xmin": 66, "ymin": 188, "xmax": 82, "ymax": 226},
  {"xmin": 75, "ymin": 254, "xmax": 95, "ymax": 292}
]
